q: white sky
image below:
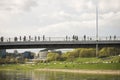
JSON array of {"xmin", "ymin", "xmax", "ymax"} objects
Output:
[
  {"xmin": 0, "ymin": 0, "xmax": 120, "ymax": 37},
  {"xmin": 0, "ymin": 0, "xmax": 120, "ymax": 53}
]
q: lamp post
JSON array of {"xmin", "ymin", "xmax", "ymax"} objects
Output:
[{"xmin": 96, "ymin": 2, "xmax": 98, "ymax": 57}]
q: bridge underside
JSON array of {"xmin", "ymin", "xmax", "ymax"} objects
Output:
[{"xmin": 0, "ymin": 41, "xmax": 120, "ymax": 49}]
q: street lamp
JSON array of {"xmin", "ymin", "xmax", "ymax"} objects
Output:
[{"xmin": 96, "ymin": 2, "xmax": 99, "ymax": 57}]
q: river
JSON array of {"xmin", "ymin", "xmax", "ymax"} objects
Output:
[{"xmin": 0, "ymin": 70, "xmax": 120, "ymax": 80}]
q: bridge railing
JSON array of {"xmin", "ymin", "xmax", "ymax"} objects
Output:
[{"xmin": 0, "ymin": 36, "xmax": 120, "ymax": 42}]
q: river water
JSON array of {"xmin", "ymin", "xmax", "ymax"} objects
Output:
[{"xmin": 0, "ymin": 70, "xmax": 120, "ymax": 80}]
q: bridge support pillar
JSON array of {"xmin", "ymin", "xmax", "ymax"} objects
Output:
[
  {"xmin": 0, "ymin": 49, "xmax": 6, "ymax": 58},
  {"xmin": 96, "ymin": 44, "xmax": 98, "ymax": 57}
]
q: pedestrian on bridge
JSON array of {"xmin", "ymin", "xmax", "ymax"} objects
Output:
[
  {"xmin": 110, "ymin": 36, "xmax": 112, "ymax": 40},
  {"xmin": 114, "ymin": 35, "xmax": 116, "ymax": 40},
  {"xmin": 90, "ymin": 37, "xmax": 92, "ymax": 40},
  {"xmin": 43, "ymin": 35, "xmax": 45, "ymax": 41},
  {"xmin": 14, "ymin": 37, "xmax": 18, "ymax": 42},
  {"xmin": 38, "ymin": 36, "xmax": 40, "ymax": 41},
  {"xmin": 8, "ymin": 38, "xmax": 11, "ymax": 42},
  {"xmin": 66, "ymin": 36, "xmax": 68, "ymax": 41},
  {"xmin": 35, "ymin": 36, "xmax": 37, "ymax": 41},
  {"xmin": 20, "ymin": 36, "xmax": 22, "ymax": 41},
  {"xmin": 72, "ymin": 35, "xmax": 78, "ymax": 41},
  {"xmin": 84, "ymin": 35, "xmax": 86, "ymax": 40},
  {"xmin": 23, "ymin": 36, "xmax": 26, "ymax": 41},
  {"xmin": 0, "ymin": 36, "xmax": 4, "ymax": 42},
  {"xmin": 76, "ymin": 36, "xmax": 78, "ymax": 40},
  {"xmin": 29, "ymin": 36, "xmax": 31, "ymax": 41},
  {"xmin": 72, "ymin": 35, "xmax": 75, "ymax": 41}
]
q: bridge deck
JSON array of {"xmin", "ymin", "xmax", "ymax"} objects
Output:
[{"xmin": 0, "ymin": 40, "xmax": 120, "ymax": 49}]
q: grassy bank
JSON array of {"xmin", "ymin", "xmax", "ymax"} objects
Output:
[
  {"xmin": 0, "ymin": 63, "xmax": 120, "ymax": 75},
  {"xmin": 35, "ymin": 63, "xmax": 120, "ymax": 70},
  {"xmin": 0, "ymin": 63, "xmax": 120, "ymax": 71},
  {"xmin": 0, "ymin": 57, "xmax": 120, "ymax": 71}
]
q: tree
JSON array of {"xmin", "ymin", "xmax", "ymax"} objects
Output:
[
  {"xmin": 79, "ymin": 48, "xmax": 96, "ymax": 58},
  {"xmin": 14, "ymin": 50, "xmax": 18, "ymax": 57},
  {"xmin": 98, "ymin": 47, "xmax": 120, "ymax": 58},
  {"xmin": 72, "ymin": 49, "xmax": 80, "ymax": 57},
  {"xmin": 47, "ymin": 53, "xmax": 60, "ymax": 61}
]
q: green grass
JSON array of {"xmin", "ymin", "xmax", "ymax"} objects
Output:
[
  {"xmin": 0, "ymin": 64, "xmax": 33, "ymax": 70},
  {"xmin": 34, "ymin": 62, "xmax": 120, "ymax": 70},
  {"xmin": 0, "ymin": 56, "xmax": 120, "ymax": 70},
  {"xmin": 74, "ymin": 57, "xmax": 102, "ymax": 63},
  {"xmin": 32, "ymin": 62, "xmax": 118, "ymax": 70},
  {"xmin": 1, "ymin": 63, "xmax": 119, "ymax": 70}
]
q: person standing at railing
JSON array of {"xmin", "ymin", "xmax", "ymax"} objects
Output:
[
  {"xmin": 14, "ymin": 37, "xmax": 18, "ymax": 42},
  {"xmin": 72, "ymin": 35, "xmax": 75, "ymax": 41},
  {"xmin": 83, "ymin": 35, "xmax": 86, "ymax": 41},
  {"xmin": 29, "ymin": 36, "xmax": 31, "ymax": 41},
  {"xmin": 43, "ymin": 35, "xmax": 45, "ymax": 41},
  {"xmin": 23, "ymin": 36, "xmax": 26, "ymax": 41},
  {"xmin": 66, "ymin": 36, "xmax": 68, "ymax": 41},
  {"xmin": 35, "ymin": 36, "xmax": 37, "ymax": 41},
  {"xmin": 0, "ymin": 36, "xmax": 4, "ymax": 42},
  {"xmin": 114, "ymin": 35, "xmax": 116, "ymax": 40},
  {"xmin": 8, "ymin": 38, "xmax": 11, "ymax": 42},
  {"xmin": 109, "ymin": 36, "xmax": 111, "ymax": 40},
  {"xmin": 76, "ymin": 36, "xmax": 78, "ymax": 41},
  {"xmin": 90, "ymin": 37, "xmax": 92, "ymax": 41},
  {"xmin": 20, "ymin": 36, "xmax": 22, "ymax": 41},
  {"xmin": 72, "ymin": 35, "xmax": 78, "ymax": 41},
  {"xmin": 38, "ymin": 36, "xmax": 40, "ymax": 41}
]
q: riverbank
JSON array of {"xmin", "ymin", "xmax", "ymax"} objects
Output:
[
  {"xmin": 35, "ymin": 69, "xmax": 120, "ymax": 75},
  {"xmin": 0, "ymin": 63, "xmax": 120, "ymax": 75},
  {"xmin": 0, "ymin": 63, "xmax": 120, "ymax": 70}
]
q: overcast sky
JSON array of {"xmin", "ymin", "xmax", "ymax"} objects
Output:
[{"xmin": 0, "ymin": 0, "xmax": 120, "ymax": 38}]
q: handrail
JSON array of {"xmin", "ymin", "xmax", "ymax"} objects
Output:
[{"xmin": 0, "ymin": 36, "xmax": 120, "ymax": 42}]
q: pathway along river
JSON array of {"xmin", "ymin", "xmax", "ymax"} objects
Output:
[{"xmin": 0, "ymin": 70, "xmax": 120, "ymax": 80}]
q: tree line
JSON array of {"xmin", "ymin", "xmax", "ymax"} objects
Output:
[
  {"xmin": 47, "ymin": 47, "xmax": 120, "ymax": 61},
  {"xmin": 0, "ymin": 47, "xmax": 120, "ymax": 64}
]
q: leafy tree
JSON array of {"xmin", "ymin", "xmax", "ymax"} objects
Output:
[
  {"xmin": 61, "ymin": 51, "xmax": 75, "ymax": 61},
  {"xmin": 61, "ymin": 52, "xmax": 68, "ymax": 61},
  {"xmin": 79, "ymin": 48, "xmax": 96, "ymax": 58},
  {"xmin": 47, "ymin": 53, "xmax": 60, "ymax": 61},
  {"xmin": 71, "ymin": 49, "xmax": 80, "ymax": 58},
  {"xmin": 99, "ymin": 47, "xmax": 120, "ymax": 58}
]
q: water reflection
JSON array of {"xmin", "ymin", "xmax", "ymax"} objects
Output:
[
  {"xmin": 0, "ymin": 70, "xmax": 32, "ymax": 80},
  {"xmin": 0, "ymin": 70, "xmax": 119, "ymax": 80}
]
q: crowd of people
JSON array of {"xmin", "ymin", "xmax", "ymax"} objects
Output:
[{"xmin": 0, "ymin": 35, "xmax": 117, "ymax": 42}]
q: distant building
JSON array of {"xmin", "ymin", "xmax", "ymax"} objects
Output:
[
  {"xmin": 22, "ymin": 51, "xmax": 34, "ymax": 59},
  {"xmin": 48, "ymin": 50, "xmax": 62, "ymax": 55},
  {"xmin": 37, "ymin": 49, "xmax": 62, "ymax": 60},
  {"xmin": 0, "ymin": 49, "xmax": 6, "ymax": 58},
  {"xmin": 37, "ymin": 50, "xmax": 48, "ymax": 60}
]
